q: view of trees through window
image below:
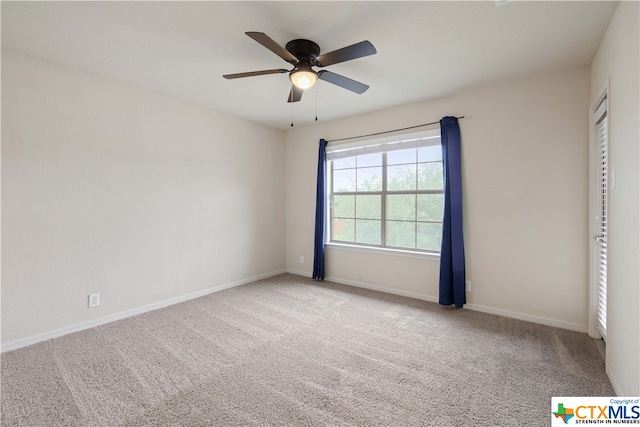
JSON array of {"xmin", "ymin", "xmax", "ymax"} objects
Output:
[{"xmin": 330, "ymin": 143, "xmax": 444, "ymax": 252}]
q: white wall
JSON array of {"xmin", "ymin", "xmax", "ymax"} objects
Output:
[
  {"xmin": 1, "ymin": 50, "xmax": 286, "ymax": 345},
  {"xmin": 590, "ymin": 1, "xmax": 640, "ymax": 396},
  {"xmin": 286, "ymin": 66, "xmax": 591, "ymax": 332}
]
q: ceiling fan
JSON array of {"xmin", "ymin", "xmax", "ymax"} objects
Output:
[{"xmin": 223, "ymin": 32, "xmax": 377, "ymax": 103}]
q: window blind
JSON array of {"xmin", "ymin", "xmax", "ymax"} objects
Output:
[
  {"xmin": 595, "ymin": 96, "xmax": 608, "ymax": 340},
  {"xmin": 326, "ymin": 129, "xmax": 441, "ymax": 160}
]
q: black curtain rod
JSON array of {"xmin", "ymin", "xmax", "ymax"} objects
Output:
[{"xmin": 326, "ymin": 116, "xmax": 465, "ymax": 143}]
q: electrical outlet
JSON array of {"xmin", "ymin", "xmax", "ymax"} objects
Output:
[
  {"xmin": 299, "ymin": 256, "xmax": 305, "ymax": 264},
  {"xmin": 465, "ymin": 280, "xmax": 471, "ymax": 292},
  {"xmin": 88, "ymin": 293, "xmax": 100, "ymax": 308}
]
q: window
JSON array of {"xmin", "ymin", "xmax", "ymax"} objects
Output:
[{"xmin": 327, "ymin": 130, "xmax": 444, "ymax": 253}]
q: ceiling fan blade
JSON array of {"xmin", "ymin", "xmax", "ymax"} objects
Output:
[
  {"xmin": 223, "ymin": 69, "xmax": 288, "ymax": 79},
  {"xmin": 317, "ymin": 70, "xmax": 369, "ymax": 94},
  {"xmin": 246, "ymin": 32, "xmax": 299, "ymax": 64},
  {"xmin": 315, "ymin": 40, "xmax": 376, "ymax": 67},
  {"xmin": 287, "ymin": 85, "xmax": 303, "ymax": 103}
]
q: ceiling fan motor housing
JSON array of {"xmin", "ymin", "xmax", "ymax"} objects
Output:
[{"xmin": 285, "ymin": 39, "xmax": 320, "ymax": 65}]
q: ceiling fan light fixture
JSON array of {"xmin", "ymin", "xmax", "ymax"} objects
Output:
[{"xmin": 290, "ymin": 66, "xmax": 317, "ymax": 89}]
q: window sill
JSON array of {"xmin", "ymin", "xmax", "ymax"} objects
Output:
[{"xmin": 325, "ymin": 242, "xmax": 440, "ymax": 261}]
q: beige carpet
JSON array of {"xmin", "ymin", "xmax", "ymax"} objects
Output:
[{"xmin": 1, "ymin": 273, "xmax": 613, "ymax": 426}]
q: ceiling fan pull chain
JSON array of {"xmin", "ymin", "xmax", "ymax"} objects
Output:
[
  {"xmin": 315, "ymin": 89, "xmax": 318, "ymax": 122},
  {"xmin": 291, "ymin": 103, "xmax": 294, "ymax": 127}
]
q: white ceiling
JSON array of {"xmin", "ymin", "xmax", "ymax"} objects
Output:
[{"xmin": 1, "ymin": 1, "xmax": 618, "ymax": 130}]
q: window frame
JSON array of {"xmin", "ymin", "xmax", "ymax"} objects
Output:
[{"xmin": 326, "ymin": 129, "xmax": 444, "ymax": 255}]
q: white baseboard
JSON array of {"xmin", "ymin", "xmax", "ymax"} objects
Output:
[
  {"xmin": 464, "ymin": 302, "xmax": 587, "ymax": 333},
  {"xmin": 606, "ymin": 367, "xmax": 624, "ymax": 397},
  {"xmin": 6, "ymin": 269, "xmax": 588, "ymax": 353},
  {"xmin": 325, "ymin": 274, "xmax": 440, "ymax": 304},
  {"xmin": 1, "ymin": 269, "xmax": 286, "ymax": 353},
  {"xmin": 314, "ymin": 273, "xmax": 587, "ymax": 333},
  {"xmin": 285, "ymin": 268, "xmax": 309, "ymax": 277},
  {"xmin": 286, "ymin": 270, "xmax": 440, "ymax": 305}
]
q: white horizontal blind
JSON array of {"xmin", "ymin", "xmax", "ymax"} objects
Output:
[
  {"xmin": 326, "ymin": 130, "xmax": 441, "ymax": 160},
  {"xmin": 594, "ymin": 96, "xmax": 608, "ymax": 340}
]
